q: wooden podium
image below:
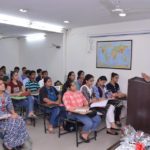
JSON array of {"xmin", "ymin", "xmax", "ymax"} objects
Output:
[{"xmin": 127, "ymin": 77, "xmax": 150, "ymax": 134}]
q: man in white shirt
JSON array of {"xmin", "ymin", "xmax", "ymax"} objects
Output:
[{"xmin": 39, "ymin": 70, "xmax": 48, "ymax": 88}]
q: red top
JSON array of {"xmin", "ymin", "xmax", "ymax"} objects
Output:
[
  {"xmin": 8, "ymin": 80, "xmax": 23, "ymax": 93},
  {"xmin": 63, "ymin": 91, "xmax": 88, "ymax": 111}
]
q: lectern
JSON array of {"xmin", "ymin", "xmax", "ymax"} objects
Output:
[{"xmin": 127, "ymin": 77, "xmax": 150, "ymax": 134}]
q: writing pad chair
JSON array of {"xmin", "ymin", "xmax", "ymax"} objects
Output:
[
  {"xmin": 11, "ymin": 97, "xmax": 27, "ymax": 117},
  {"xmin": 11, "ymin": 97, "xmax": 36, "ymax": 127},
  {"xmin": 58, "ymin": 112, "xmax": 97, "ymax": 147},
  {"xmin": 38, "ymin": 103, "xmax": 58, "ymax": 133}
]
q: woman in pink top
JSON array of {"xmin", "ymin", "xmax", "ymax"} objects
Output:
[{"xmin": 63, "ymin": 80, "xmax": 101, "ymax": 143}]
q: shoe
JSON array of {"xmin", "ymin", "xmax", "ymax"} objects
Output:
[
  {"xmin": 28, "ymin": 114, "xmax": 37, "ymax": 119},
  {"xmin": 106, "ymin": 131, "xmax": 118, "ymax": 135}
]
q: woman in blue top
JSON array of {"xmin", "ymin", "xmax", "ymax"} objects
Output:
[
  {"xmin": 0, "ymin": 79, "xmax": 29, "ymax": 150},
  {"xmin": 76, "ymin": 70, "xmax": 85, "ymax": 90},
  {"xmin": 40, "ymin": 77, "xmax": 66, "ymax": 133},
  {"xmin": 93, "ymin": 76, "xmax": 120, "ymax": 135}
]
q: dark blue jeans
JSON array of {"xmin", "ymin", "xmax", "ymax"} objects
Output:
[
  {"xmin": 67, "ymin": 113, "xmax": 101, "ymax": 133},
  {"xmin": 45, "ymin": 106, "xmax": 67, "ymax": 128}
]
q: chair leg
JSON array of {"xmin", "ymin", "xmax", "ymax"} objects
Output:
[
  {"xmin": 94, "ymin": 131, "xmax": 97, "ymax": 140},
  {"xmin": 58, "ymin": 118, "xmax": 61, "ymax": 138},
  {"xmin": 33, "ymin": 119, "xmax": 36, "ymax": 127},
  {"xmin": 76, "ymin": 122, "xmax": 79, "ymax": 147},
  {"xmin": 44, "ymin": 114, "xmax": 47, "ymax": 133}
]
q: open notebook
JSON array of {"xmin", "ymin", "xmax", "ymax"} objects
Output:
[{"xmin": 90, "ymin": 100, "xmax": 109, "ymax": 108}]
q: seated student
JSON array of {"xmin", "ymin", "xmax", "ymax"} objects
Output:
[
  {"xmin": 39, "ymin": 70, "xmax": 48, "ymax": 88},
  {"xmin": 40, "ymin": 77, "xmax": 66, "ymax": 133},
  {"xmin": 20, "ymin": 67, "xmax": 27, "ymax": 82},
  {"xmin": 1, "ymin": 66, "xmax": 9, "ymax": 79},
  {"xmin": 0, "ymin": 68, "xmax": 9, "ymax": 85},
  {"xmin": 62, "ymin": 71, "xmax": 76, "ymax": 97},
  {"xmin": 7, "ymin": 71, "xmax": 36, "ymax": 118},
  {"xmin": 25, "ymin": 70, "xmax": 40, "ymax": 94},
  {"xmin": 63, "ymin": 80, "xmax": 101, "ymax": 142},
  {"xmin": 23, "ymin": 70, "xmax": 30, "ymax": 87},
  {"xmin": 14, "ymin": 66, "xmax": 20, "ymax": 74},
  {"xmin": 0, "ymin": 79, "xmax": 29, "ymax": 150},
  {"xmin": 36, "ymin": 68, "xmax": 42, "ymax": 82},
  {"xmin": 106, "ymin": 72, "xmax": 126, "ymax": 126},
  {"xmin": 80, "ymin": 74, "xmax": 98, "ymax": 103},
  {"xmin": 76, "ymin": 70, "xmax": 85, "ymax": 90},
  {"xmin": 93, "ymin": 76, "xmax": 120, "ymax": 135},
  {"xmin": 25, "ymin": 70, "xmax": 40, "ymax": 109}
]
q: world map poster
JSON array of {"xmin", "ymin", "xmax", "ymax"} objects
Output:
[{"xmin": 96, "ymin": 40, "xmax": 132, "ymax": 70}]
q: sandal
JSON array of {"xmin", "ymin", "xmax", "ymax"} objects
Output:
[
  {"xmin": 106, "ymin": 131, "xmax": 118, "ymax": 135},
  {"xmin": 48, "ymin": 127, "xmax": 55, "ymax": 134},
  {"xmin": 80, "ymin": 135, "xmax": 90, "ymax": 143},
  {"xmin": 28, "ymin": 114, "xmax": 37, "ymax": 118}
]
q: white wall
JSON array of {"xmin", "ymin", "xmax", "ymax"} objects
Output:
[
  {"xmin": 19, "ymin": 33, "xmax": 65, "ymax": 83},
  {"xmin": 66, "ymin": 19, "xmax": 150, "ymax": 93},
  {"xmin": 0, "ymin": 38, "xmax": 20, "ymax": 72}
]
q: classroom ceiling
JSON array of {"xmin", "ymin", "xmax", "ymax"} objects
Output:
[{"xmin": 0, "ymin": 0, "xmax": 150, "ymax": 37}]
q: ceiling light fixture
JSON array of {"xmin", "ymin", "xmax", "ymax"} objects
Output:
[
  {"xmin": 112, "ymin": 8, "xmax": 123, "ymax": 12},
  {"xmin": 64, "ymin": 20, "xmax": 70, "ymax": 24},
  {"xmin": 0, "ymin": 14, "xmax": 30, "ymax": 27},
  {"xmin": 0, "ymin": 14, "xmax": 64, "ymax": 33},
  {"xmin": 19, "ymin": 9, "xmax": 28, "ymax": 13},
  {"xmin": 25, "ymin": 33, "xmax": 46, "ymax": 42},
  {"xmin": 119, "ymin": 12, "xmax": 127, "ymax": 17},
  {"xmin": 30, "ymin": 21, "xmax": 64, "ymax": 33}
]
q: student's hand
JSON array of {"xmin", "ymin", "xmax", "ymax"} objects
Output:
[
  {"xmin": 91, "ymin": 98, "xmax": 98, "ymax": 103},
  {"xmin": 16, "ymin": 92, "xmax": 22, "ymax": 96},
  {"xmin": 99, "ymin": 98, "xmax": 105, "ymax": 102},
  {"xmin": 82, "ymin": 106, "xmax": 89, "ymax": 110},
  {"xmin": 118, "ymin": 93, "xmax": 126, "ymax": 98},
  {"xmin": 11, "ymin": 113, "xmax": 18, "ymax": 119},
  {"xmin": 112, "ymin": 93, "xmax": 118, "ymax": 98},
  {"xmin": 55, "ymin": 101, "xmax": 60, "ymax": 105}
]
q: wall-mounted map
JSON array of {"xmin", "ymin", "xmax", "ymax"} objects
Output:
[{"xmin": 96, "ymin": 40, "xmax": 132, "ymax": 70}]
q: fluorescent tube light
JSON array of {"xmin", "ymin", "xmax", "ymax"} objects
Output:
[
  {"xmin": 25, "ymin": 33, "xmax": 46, "ymax": 42},
  {"xmin": 0, "ymin": 14, "xmax": 64, "ymax": 33},
  {"xmin": 64, "ymin": 20, "xmax": 70, "ymax": 24},
  {"xmin": 0, "ymin": 14, "xmax": 30, "ymax": 27},
  {"xmin": 19, "ymin": 9, "xmax": 28, "ymax": 13},
  {"xmin": 119, "ymin": 12, "xmax": 127, "ymax": 17},
  {"xmin": 30, "ymin": 21, "xmax": 64, "ymax": 33}
]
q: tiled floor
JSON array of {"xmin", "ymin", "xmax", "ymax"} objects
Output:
[{"xmin": 27, "ymin": 119, "xmax": 122, "ymax": 150}]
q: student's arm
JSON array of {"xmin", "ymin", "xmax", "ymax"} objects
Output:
[
  {"xmin": 6, "ymin": 96, "xmax": 18, "ymax": 118},
  {"xmin": 43, "ymin": 98, "xmax": 58, "ymax": 105},
  {"xmin": 81, "ymin": 93, "xmax": 89, "ymax": 107},
  {"xmin": 40, "ymin": 88, "xmax": 59, "ymax": 105},
  {"xmin": 7, "ymin": 86, "xmax": 21, "ymax": 96}
]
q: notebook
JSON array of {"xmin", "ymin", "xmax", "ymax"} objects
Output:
[{"xmin": 90, "ymin": 100, "xmax": 109, "ymax": 108}]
